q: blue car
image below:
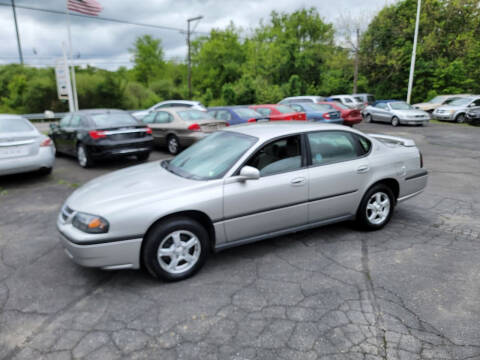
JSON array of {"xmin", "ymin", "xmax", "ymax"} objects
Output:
[
  {"xmin": 288, "ymin": 103, "xmax": 343, "ymax": 124},
  {"xmin": 208, "ymin": 106, "xmax": 269, "ymax": 125}
]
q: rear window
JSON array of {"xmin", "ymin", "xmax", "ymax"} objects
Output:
[
  {"xmin": 354, "ymin": 96, "xmax": 363, "ymax": 102},
  {"xmin": 178, "ymin": 110, "xmax": 215, "ymax": 122},
  {"xmin": 91, "ymin": 113, "xmax": 138, "ymax": 128},
  {"xmin": 331, "ymin": 101, "xmax": 349, "ymax": 110},
  {"xmin": 0, "ymin": 118, "xmax": 35, "ymax": 132},
  {"xmin": 367, "ymin": 95, "xmax": 375, "ymax": 103},
  {"xmin": 233, "ymin": 108, "xmax": 261, "ymax": 118},
  {"xmin": 309, "ymin": 104, "xmax": 334, "ymax": 112},
  {"xmin": 276, "ymin": 105, "xmax": 296, "ymax": 114}
]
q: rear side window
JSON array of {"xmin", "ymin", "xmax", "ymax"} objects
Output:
[
  {"xmin": 60, "ymin": 115, "xmax": 71, "ymax": 128},
  {"xmin": 255, "ymin": 108, "xmax": 271, "ymax": 116},
  {"xmin": 276, "ymin": 105, "xmax": 295, "ymax": 114},
  {"xmin": 216, "ymin": 110, "xmax": 232, "ymax": 121},
  {"xmin": 142, "ymin": 113, "xmax": 156, "ymax": 124},
  {"xmin": 289, "ymin": 104, "xmax": 303, "ymax": 112},
  {"xmin": 156, "ymin": 111, "xmax": 173, "ymax": 123},
  {"xmin": 307, "ymin": 131, "xmax": 368, "ymax": 165},
  {"xmin": 70, "ymin": 115, "xmax": 82, "ymax": 127},
  {"xmin": 0, "ymin": 118, "xmax": 34, "ymax": 132}
]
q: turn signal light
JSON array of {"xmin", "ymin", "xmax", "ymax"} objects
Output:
[
  {"xmin": 40, "ymin": 138, "xmax": 52, "ymax": 147},
  {"xmin": 89, "ymin": 130, "xmax": 107, "ymax": 139},
  {"xmin": 188, "ymin": 123, "xmax": 201, "ymax": 131},
  {"xmin": 323, "ymin": 113, "xmax": 331, "ymax": 119}
]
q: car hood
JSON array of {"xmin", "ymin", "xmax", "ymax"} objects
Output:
[{"xmin": 66, "ymin": 161, "xmax": 199, "ymax": 214}]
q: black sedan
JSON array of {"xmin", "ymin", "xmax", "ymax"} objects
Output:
[
  {"xmin": 466, "ymin": 107, "xmax": 480, "ymax": 126},
  {"xmin": 49, "ymin": 109, "xmax": 154, "ymax": 168}
]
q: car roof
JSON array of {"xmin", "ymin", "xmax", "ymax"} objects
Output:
[
  {"xmin": 159, "ymin": 100, "xmax": 200, "ymax": 105},
  {"xmin": 73, "ymin": 109, "xmax": 127, "ymax": 115},
  {"xmin": 224, "ymin": 122, "xmax": 350, "ymax": 141},
  {"xmin": 0, "ymin": 114, "xmax": 27, "ymax": 120},
  {"xmin": 208, "ymin": 106, "xmax": 250, "ymax": 110},
  {"xmin": 152, "ymin": 107, "xmax": 193, "ymax": 112}
]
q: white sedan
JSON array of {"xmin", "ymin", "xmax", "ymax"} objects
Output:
[{"xmin": 0, "ymin": 115, "xmax": 55, "ymax": 176}]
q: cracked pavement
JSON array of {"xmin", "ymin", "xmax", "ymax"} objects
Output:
[{"xmin": 1, "ymin": 122, "xmax": 480, "ymax": 359}]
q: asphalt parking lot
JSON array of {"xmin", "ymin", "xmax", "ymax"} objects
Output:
[{"xmin": 1, "ymin": 122, "xmax": 480, "ymax": 360}]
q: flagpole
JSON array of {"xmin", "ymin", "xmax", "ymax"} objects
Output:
[
  {"xmin": 407, "ymin": 0, "xmax": 421, "ymax": 104},
  {"xmin": 65, "ymin": 6, "xmax": 79, "ymax": 111},
  {"xmin": 62, "ymin": 42, "xmax": 75, "ymax": 113}
]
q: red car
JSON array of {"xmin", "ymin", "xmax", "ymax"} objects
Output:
[
  {"xmin": 249, "ymin": 104, "xmax": 306, "ymax": 121},
  {"xmin": 318, "ymin": 101, "xmax": 362, "ymax": 126}
]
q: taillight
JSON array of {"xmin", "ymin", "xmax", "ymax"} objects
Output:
[
  {"xmin": 40, "ymin": 138, "xmax": 52, "ymax": 147},
  {"xmin": 323, "ymin": 113, "xmax": 331, "ymax": 119},
  {"xmin": 225, "ymin": 123, "xmax": 230, "ymax": 127},
  {"xmin": 247, "ymin": 118, "xmax": 257, "ymax": 123},
  {"xmin": 188, "ymin": 123, "xmax": 201, "ymax": 131},
  {"xmin": 145, "ymin": 127, "xmax": 152, "ymax": 134},
  {"xmin": 89, "ymin": 130, "xmax": 107, "ymax": 139}
]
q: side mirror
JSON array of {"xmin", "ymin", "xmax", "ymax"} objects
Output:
[
  {"xmin": 239, "ymin": 166, "xmax": 260, "ymax": 181},
  {"xmin": 49, "ymin": 123, "xmax": 58, "ymax": 130}
]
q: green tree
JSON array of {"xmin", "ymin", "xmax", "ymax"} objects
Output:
[{"xmin": 130, "ymin": 35, "xmax": 165, "ymax": 86}]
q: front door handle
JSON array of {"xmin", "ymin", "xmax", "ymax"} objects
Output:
[
  {"xmin": 357, "ymin": 165, "xmax": 369, "ymax": 174},
  {"xmin": 290, "ymin": 177, "xmax": 306, "ymax": 186}
]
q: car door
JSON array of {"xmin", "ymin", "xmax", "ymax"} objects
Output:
[
  {"xmin": 372, "ymin": 103, "xmax": 388, "ymax": 122},
  {"xmin": 65, "ymin": 115, "xmax": 82, "ymax": 155},
  {"xmin": 153, "ymin": 111, "xmax": 175, "ymax": 146},
  {"xmin": 223, "ymin": 135, "xmax": 308, "ymax": 242},
  {"xmin": 54, "ymin": 115, "xmax": 72, "ymax": 153},
  {"xmin": 306, "ymin": 130, "xmax": 372, "ymax": 222}
]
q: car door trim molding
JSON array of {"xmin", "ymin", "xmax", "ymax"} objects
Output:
[
  {"xmin": 405, "ymin": 170, "xmax": 428, "ymax": 181},
  {"xmin": 215, "ymin": 214, "xmax": 353, "ymax": 251},
  {"xmin": 214, "ymin": 189, "xmax": 358, "ymax": 223}
]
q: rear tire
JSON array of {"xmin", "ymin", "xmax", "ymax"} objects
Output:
[
  {"xmin": 391, "ymin": 116, "xmax": 399, "ymax": 127},
  {"xmin": 356, "ymin": 184, "xmax": 395, "ymax": 230},
  {"xmin": 77, "ymin": 143, "xmax": 94, "ymax": 168},
  {"xmin": 142, "ymin": 217, "xmax": 209, "ymax": 281},
  {"xmin": 167, "ymin": 135, "xmax": 180, "ymax": 155}
]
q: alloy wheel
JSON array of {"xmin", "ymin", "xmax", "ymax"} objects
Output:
[
  {"xmin": 168, "ymin": 137, "xmax": 178, "ymax": 154},
  {"xmin": 77, "ymin": 145, "xmax": 87, "ymax": 167},
  {"xmin": 157, "ymin": 230, "xmax": 201, "ymax": 274},
  {"xmin": 366, "ymin": 192, "xmax": 391, "ymax": 225}
]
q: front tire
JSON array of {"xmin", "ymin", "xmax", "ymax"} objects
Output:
[
  {"xmin": 142, "ymin": 217, "xmax": 209, "ymax": 281},
  {"xmin": 455, "ymin": 113, "xmax": 466, "ymax": 123},
  {"xmin": 356, "ymin": 184, "xmax": 394, "ymax": 230},
  {"xmin": 391, "ymin": 116, "xmax": 399, "ymax": 127},
  {"xmin": 77, "ymin": 143, "xmax": 94, "ymax": 168},
  {"xmin": 365, "ymin": 114, "xmax": 372, "ymax": 123}
]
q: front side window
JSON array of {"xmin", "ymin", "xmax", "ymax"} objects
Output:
[
  {"xmin": 167, "ymin": 131, "xmax": 257, "ymax": 180},
  {"xmin": 156, "ymin": 111, "xmax": 173, "ymax": 123},
  {"xmin": 142, "ymin": 113, "xmax": 156, "ymax": 124},
  {"xmin": 389, "ymin": 102, "xmax": 413, "ymax": 110},
  {"xmin": 344, "ymin": 97, "xmax": 353, "ymax": 103},
  {"xmin": 246, "ymin": 135, "xmax": 302, "ymax": 176},
  {"xmin": 472, "ymin": 99, "xmax": 480, "ymax": 106},
  {"xmin": 255, "ymin": 108, "xmax": 271, "ymax": 116},
  {"xmin": 177, "ymin": 110, "xmax": 214, "ymax": 122},
  {"xmin": 276, "ymin": 105, "xmax": 295, "ymax": 114},
  {"xmin": 307, "ymin": 131, "xmax": 368, "ymax": 165},
  {"xmin": 376, "ymin": 103, "xmax": 387, "ymax": 109},
  {"xmin": 70, "ymin": 115, "xmax": 82, "ymax": 127},
  {"xmin": 289, "ymin": 104, "xmax": 303, "ymax": 112},
  {"xmin": 60, "ymin": 115, "xmax": 71, "ymax": 128},
  {"xmin": 216, "ymin": 110, "xmax": 232, "ymax": 121},
  {"xmin": 233, "ymin": 108, "xmax": 259, "ymax": 119}
]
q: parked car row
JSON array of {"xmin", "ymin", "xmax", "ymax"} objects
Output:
[{"xmin": 363, "ymin": 100, "xmax": 430, "ymax": 127}]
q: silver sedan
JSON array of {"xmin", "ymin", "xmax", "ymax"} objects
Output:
[
  {"xmin": 363, "ymin": 101, "xmax": 430, "ymax": 126},
  {"xmin": 0, "ymin": 115, "xmax": 55, "ymax": 176},
  {"xmin": 57, "ymin": 123, "xmax": 428, "ymax": 281}
]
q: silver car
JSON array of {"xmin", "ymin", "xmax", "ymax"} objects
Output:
[
  {"xmin": 432, "ymin": 96, "xmax": 480, "ymax": 123},
  {"xmin": 57, "ymin": 123, "xmax": 428, "ymax": 281},
  {"xmin": 0, "ymin": 115, "xmax": 55, "ymax": 176},
  {"xmin": 363, "ymin": 101, "xmax": 430, "ymax": 126},
  {"xmin": 132, "ymin": 100, "xmax": 206, "ymax": 120}
]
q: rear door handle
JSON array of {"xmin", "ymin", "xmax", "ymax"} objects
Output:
[
  {"xmin": 290, "ymin": 177, "xmax": 306, "ymax": 186},
  {"xmin": 357, "ymin": 165, "xmax": 369, "ymax": 174}
]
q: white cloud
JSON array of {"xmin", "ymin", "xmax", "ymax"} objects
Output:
[{"xmin": 0, "ymin": 0, "xmax": 398, "ymax": 69}]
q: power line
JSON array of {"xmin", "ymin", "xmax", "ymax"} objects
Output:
[{"xmin": 0, "ymin": 2, "xmax": 210, "ymax": 35}]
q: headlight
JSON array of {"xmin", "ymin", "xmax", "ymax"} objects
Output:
[
  {"xmin": 72, "ymin": 212, "xmax": 109, "ymax": 234},
  {"xmin": 449, "ymin": 110, "xmax": 456, "ymax": 114}
]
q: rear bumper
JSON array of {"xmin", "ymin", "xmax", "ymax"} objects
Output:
[
  {"xmin": 0, "ymin": 146, "xmax": 55, "ymax": 176},
  {"xmin": 343, "ymin": 116, "xmax": 363, "ymax": 125},
  {"xmin": 87, "ymin": 139, "xmax": 153, "ymax": 159}
]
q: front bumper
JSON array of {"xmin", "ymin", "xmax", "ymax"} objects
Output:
[
  {"xmin": 0, "ymin": 146, "xmax": 55, "ymax": 176},
  {"xmin": 433, "ymin": 113, "xmax": 455, "ymax": 121},
  {"xmin": 399, "ymin": 118, "xmax": 430, "ymax": 125},
  {"xmin": 57, "ymin": 215, "xmax": 142, "ymax": 270}
]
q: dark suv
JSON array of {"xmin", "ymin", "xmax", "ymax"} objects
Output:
[{"xmin": 49, "ymin": 109, "xmax": 154, "ymax": 168}]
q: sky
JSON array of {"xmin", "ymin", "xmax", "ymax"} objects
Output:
[{"xmin": 0, "ymin": 0, "xmax": 397, "ymax": 70}]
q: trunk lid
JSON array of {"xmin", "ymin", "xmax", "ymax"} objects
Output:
[{"xmin": 0, "ymin": 131, "xmax": 40, "ymax": 159}]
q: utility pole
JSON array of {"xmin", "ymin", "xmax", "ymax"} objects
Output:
[
  {"xmin": 353, "ymin": 27, "xmax": 359, "ymax": 94},
  {"xmin": 407, "ymin": 0, "xmax": 421, "ymax": 104},
  {"xmin": 11, "ymin": 0, "xmax": 23, "ymax": 65},
  {"xmin": 187, "ymin": 15, "xmax": 203, "ymax": 99}
]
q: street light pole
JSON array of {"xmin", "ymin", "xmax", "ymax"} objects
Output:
[
  {"xmin": 407, "ymin": 0, "xmax": 421, "ymax": 104},
  {"xmin": 11, "ymin": 0, "xmax": 23, "ymax": 65},
  {"xmin": 187, "ymin": 15, "xmax": 203, "ymax": 99}
]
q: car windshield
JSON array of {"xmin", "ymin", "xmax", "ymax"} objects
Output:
[
  {"xmin": 428, "ymin": 96, "xmax": 446, "ymax": 104},
  {"xmin": 389, "ymin": 102, "xmax": 413, "ymax": 110},
  {"xmin": 178, "ymin": 110, "xmax": 214, "ymax": 122},
  {"xmin": 167, "ymin": 131, "xmax": 257, "ymax": 180},
  {"xmin": 233, "ymin": 108, "xmax": 261, "ymax": 118},
  {"xmin": 448, "ymin": 98, "xmax": 472, "ymax": 106},
  {"xmin": 0, "ymin": 118, "xmax": 35, "ymax": 132},
  {"xmin": 91, "ymin": 113, "xmax": 138, "ymax": 127},
  {"xmin": 276, "ymin": 105, "xmax": 296, "ymax": 113},
  {"xmin": 354, "ymin": 96, "xmax": 363, "ymax": 102}
]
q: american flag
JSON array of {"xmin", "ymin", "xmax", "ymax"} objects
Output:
[{"xmin": 67, "ymin": 0, "xmax": 102, "ymax": 16}]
